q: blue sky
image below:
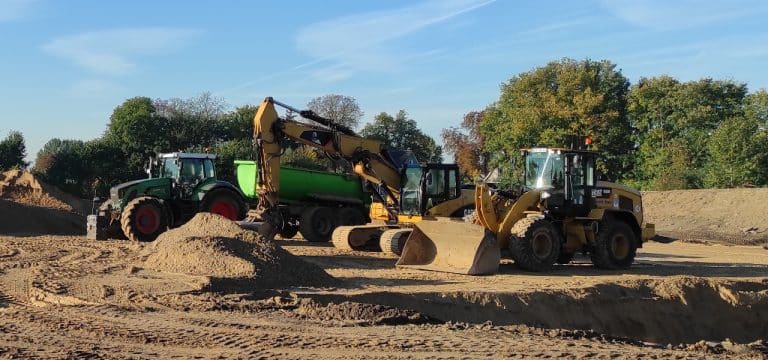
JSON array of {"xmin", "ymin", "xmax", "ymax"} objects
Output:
[{"xmin": 1, "ymin": 0, "xmax": 767, "ymax": 162}]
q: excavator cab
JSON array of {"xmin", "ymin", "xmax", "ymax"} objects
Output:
[{"xmin": 399, "ymin": 164, "xmax": 462, "ymax": 217}]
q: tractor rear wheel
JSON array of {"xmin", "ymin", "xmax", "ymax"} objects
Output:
[
  {"xmin": 121, "ymin": 197, "xmax": 168, "ymax": 242},
  {"xmin": 201, "ymin": 188, "xmax": 246, "ymax": 221},
  {"xmin": 509, "ymin": 217, "xmax": 561, "ymax": 272},
  {"xmin": 591, "ymin": 220, "xmax": 637, "ymax": 269},
  {"xmin": 300, "ymin": 207, "xmax": 336, "ymax": 242}
]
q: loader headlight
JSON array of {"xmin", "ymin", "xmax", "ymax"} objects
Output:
[{"xmin": 541, "ymin": 191, "xmax": 551, "ymax": 199}]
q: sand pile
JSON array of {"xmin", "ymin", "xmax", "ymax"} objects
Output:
[
  {"xmin": 0, "ymin": 170, "xmax": 73, "ymax": 211},
  {"xmin": 143, "ymin": 213, "xmax": 337, "ymax": 290},
  {"xmin": 0, "ymin": 170, "xmax": 87, "ymax": 236},
  {"xmin": 643, "ymin": 188, "xmax": 768, "ymax": 244}
]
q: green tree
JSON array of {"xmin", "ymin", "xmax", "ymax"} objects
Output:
[
  {"xmin": 0, "ymin": 131, "xmax": 28, "ymax": 171},
  {"xmin": 628, "ymin": 77, "xmax": 748, "ymax": 189},
  {"xmin": 212, "ymin": 138, "xmax": 254, "ymax": 184},
  {"xmin": 745, "ymin": 89, "xmax": 768, "ymax": 130},
  {"xmin": 220, "ymin": 105, "xmax": 258, "ymax": 141},
  {"xmin": 481, "ymin": 58, "xmax": 633, "ymax": 181},
  {"xmin": 441, "ymin": 111, "xmax": 489, "ymax": 180},
  {"xmin": 704, "ymin": 115, "xmax": 766, "ymax": 187},
  {"xmin": 306, "ymin": 94, "xmax": 364, "ymax": 130},
  {"xmin": 154, "ymin": 92, "xmax": 228, "ymax": 151},
  {"xmin": 360, "ymin": 110, "xmax": 442, "ymax": 163},
  {"xmin": 32, "ymin": 138, "xmax": 88, "ymax": 195},
  {"xmin": 105, "ymin": 96, "xmax": 169, "ymax": 176}
]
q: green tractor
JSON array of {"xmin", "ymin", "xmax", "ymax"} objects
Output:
[{"xmin": 88, "ymin": 152, "xmax": 247, "ymax": 242}]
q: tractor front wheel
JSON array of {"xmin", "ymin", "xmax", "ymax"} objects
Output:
[
  {"xmin": 121, "ymin": 197, "xmax": 168, "ymax": 242},
  {"xmin": 201, "ymin": 188, "xmax": 246, "ymax": 221}
]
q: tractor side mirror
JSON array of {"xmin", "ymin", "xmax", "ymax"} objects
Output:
[{"xmin": 425, "ymin": 172, "xmax": 433, "ymax": 186}]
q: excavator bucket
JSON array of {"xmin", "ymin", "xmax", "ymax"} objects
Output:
[{"xmin": 396, "ymin": 219, "xmax": 500, "ymax": 275}]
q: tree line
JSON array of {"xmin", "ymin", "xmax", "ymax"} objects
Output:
[
  {"xmin": 442, "ymin": 58, "xmax": 768, "ymax": 189},
  {"xmin": 2, "ymin": 57, "xmax": 765, "ymax": 197},
  {"xmin": 0, "ymin": 93, "xmax": 442, "ymax": 198}
]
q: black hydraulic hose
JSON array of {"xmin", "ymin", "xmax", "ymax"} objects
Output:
[{"xmin": 266, "ymin": 97, "xmax": 357, "ymax": 136}]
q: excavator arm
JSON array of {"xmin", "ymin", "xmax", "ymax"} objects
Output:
[{"xmin": 252, "ymin": 97, "xmax": 402, "ymax": 230}]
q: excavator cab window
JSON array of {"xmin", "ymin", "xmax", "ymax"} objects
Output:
[{"xmin": 400, "ymin": 166, "xmax": 423, "ymax": 216}]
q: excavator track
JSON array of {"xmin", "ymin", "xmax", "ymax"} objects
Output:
[
  {"xmin": 331, "ymin": 225, "xmax": 397, "ymax": 251},
  {"xmin": 379, "ymin": 229, "xmax": 412, "ymax": 256}
]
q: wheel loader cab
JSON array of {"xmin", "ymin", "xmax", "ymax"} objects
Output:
[
  {"xmin": 524, "ymin": 148, "xmax": 597, "ymax": 217},
  {"xmin": 399, "ymin": 164, "xmax": 461, "ymax": 216}
]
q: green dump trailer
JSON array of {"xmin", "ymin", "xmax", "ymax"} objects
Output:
[{"xmin": 234, "ymin": 160, "xmax": 370, "ymax": 242}]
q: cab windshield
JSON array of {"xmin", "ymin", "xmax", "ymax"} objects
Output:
[
  {"xmin": 400, "ymin": 166, "xmax": 422, "ymax": 215},
  {"xmin": 525, "ymin": 151, "xmax": 564, "ymax": 190}
]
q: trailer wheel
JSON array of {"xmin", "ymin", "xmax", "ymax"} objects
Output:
[
  {"xmin": 337, "ymin": 207, "xmax": 366, "ymax": 226},
  {"xmin": 201, "ymin": 188, "xmax": 246, "ymax": 221},
  {"xmin": 278, "ymin": 218, "xmax": 300, "ymax": 239},
  {"xmin": 121, "ymin": 197, "xmax": 168, "ymax": 242},
  {"xmin": 300, "ymin": 207, "xmax": 336, "ymax": 242}
]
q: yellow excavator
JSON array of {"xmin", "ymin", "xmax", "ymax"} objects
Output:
[
  {"xmin": 252, "ymin": 97, "xmax": 474, "ymax": 253},
  {"xmin": 397, "ymin": 141, "xmax": 656, "ymax": 275}
]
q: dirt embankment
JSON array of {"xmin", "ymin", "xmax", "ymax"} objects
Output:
[
  {"xmin": 643, "ymin": 188, "xmax": 768, "ymax": 244},
  {"xmin": 0, "ymin": 170, "xmax": 87, "ymax": 236}
]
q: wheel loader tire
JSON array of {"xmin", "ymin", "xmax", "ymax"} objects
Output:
[
  {"xmin": 300, "ymin": 207, "xmax": 336, "ymax": 242},
  {"xmin": 120, "ymin": 197, "xmax": 168, "ymax": 242},
  {"xmin": 556, "ymin": 251, "xmax": 575, "ymax": 264},
  {"xmin": 508, "ymin": 217, "xmax": 561, "ymax": 272},
  {"xmin": 200, "ymin": 188, "xmax": 246, "ymax": 221},
  {"xmin": 337, "ymin": 207, "xmax": 366, "ymax": 226},
  {"xmin": 591, "ymin": 220, "xmax": 637, "ymax": 269}
]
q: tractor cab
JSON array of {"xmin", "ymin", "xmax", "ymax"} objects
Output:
[
  {"xmin": 523, "ymin": 147, "xmax": 597, "ymax": 217},
  {"xmin": 154, "ymin": 153, "xmax": 217, "ymax": 198},
  {"xmin": 399, "ymin": 163, "xmax": 462, "ymax": 216}
]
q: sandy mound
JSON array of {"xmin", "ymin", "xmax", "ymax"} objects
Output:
[
  {"xmin": 0, "ymin": 170, "xmax": 87, "ymax": 236},
  {"xmin": 0, "ymin": 170, "xmax": 74, "ymax": 211},
  {"xmin": 0, "ymin": 200, "xmax": 84, "ymax": 236},
  {"xmin": 643, "ymin": 188, "xmax": 768, "ymax": 244},
  {"xmin": 143, "ymin": 213, "xmax": 337, "ymax": 290}
]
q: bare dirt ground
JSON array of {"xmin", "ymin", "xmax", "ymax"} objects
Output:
[
  {"xmin": 0, "ymin": 172, "xmax": 766, "ymax": 358},
  {"xmin": 0, "ymin": 233, "xmax": 766, "ymax": 358}
]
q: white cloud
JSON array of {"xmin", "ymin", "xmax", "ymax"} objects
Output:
[
  {"xmin": 0, "ymin": 0, "xmax": 37, "ymax": 23},
  {"xmin": 43, "ymin": 27, "xmax": 199, "ymax": 75},
  {"xmin": 600, "ymin": 0, "xmax": 768, "ymax": 30},
  {"xmin": 295, "ymin": 0, "xmax": 495, "ymax": 81}
]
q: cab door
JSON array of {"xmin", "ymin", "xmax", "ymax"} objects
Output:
[
  {"xmin": 564, "ymin": 153, "xmax": 596, "ymax": 217},
  {"xmin": 420, "ymin": 164, "xmax": 461, "ymax": 214}
]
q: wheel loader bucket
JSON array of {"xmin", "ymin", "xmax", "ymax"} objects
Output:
[{"xmin": 396, "ymin": 219, "xmax": 500, "ymax": 275}]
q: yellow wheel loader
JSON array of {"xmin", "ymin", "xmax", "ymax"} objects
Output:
[
  {"xmin": 251, "ymin": 97, "xmax": 473, "ymax": 254},
  {"xmin": 397, "ymin": 145, "xmax": 656, "ymax": 275}
]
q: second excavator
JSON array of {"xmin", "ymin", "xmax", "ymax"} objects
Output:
[{"xmin": 251, "ymin": 97, "xmax": 473, "ymax": 254}]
